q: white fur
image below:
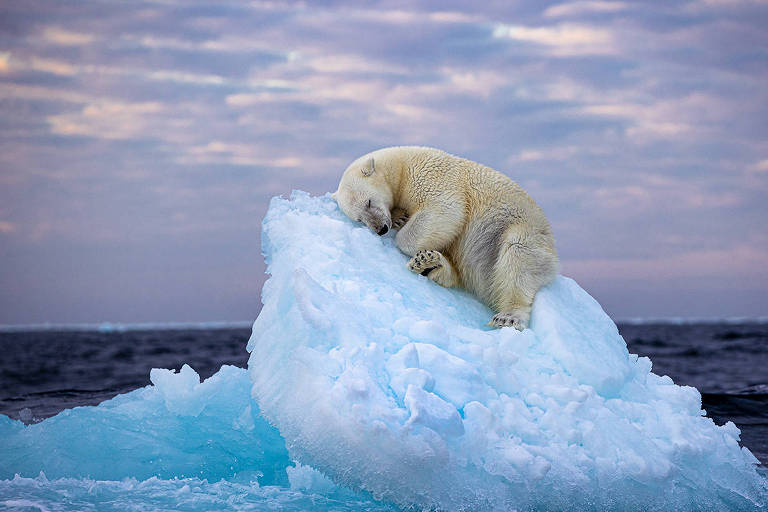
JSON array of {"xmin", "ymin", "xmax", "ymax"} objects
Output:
[{"xmin": 334, "ymin": 146, "xmax": 559, "ymax": 329}]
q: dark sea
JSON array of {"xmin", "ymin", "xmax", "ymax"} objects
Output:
[{"xmin": 1, "ymin": 322, "xmax": 766, "ymax": 466}]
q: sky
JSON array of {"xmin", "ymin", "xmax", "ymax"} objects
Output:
[{"xmin": 0, "ymin": 0, "xmax": 767, "ymax": 324}]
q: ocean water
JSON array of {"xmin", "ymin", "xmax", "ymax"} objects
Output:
[{"xmin": 1, "ymin": 322, "xmax": 766, "ymax": 467}]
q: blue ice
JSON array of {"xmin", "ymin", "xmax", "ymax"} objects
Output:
[
  {"xmin": 0, "ymin": 365, "xmax": 392, "ymax": 510},
  {"xmin": 1, "ymin": 191, "xmax": 766, "ymax": 511}
]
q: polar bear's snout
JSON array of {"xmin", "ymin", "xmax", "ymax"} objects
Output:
[
  {"xmin": 361, "ymin": 204, "xmax": 391, "ymax": 236},
  {"xmin": 367, "ymin": 214, "xmax": 390, "ymax": 236}
]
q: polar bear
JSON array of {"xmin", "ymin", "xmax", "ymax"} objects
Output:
[{"xmin": 333, "ymin": 146, "xmax": 559, "ymax": 329}]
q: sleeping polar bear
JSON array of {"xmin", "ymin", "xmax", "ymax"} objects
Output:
[{"xmin": 333, "ymin": 146, "xmax": 559, "ymax": 330}]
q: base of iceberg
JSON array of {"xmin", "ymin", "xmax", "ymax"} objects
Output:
[{"xmin": 1, "ymin": 191, "xmax": 766, "ymax": 511}]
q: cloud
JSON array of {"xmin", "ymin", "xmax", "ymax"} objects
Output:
[
  {"xmin": 27, "ymin": 57, "xmax": 78, "ymax": 76},
  {"xmin": 225, "ymin": 91, "xmax": 288, "ymax": 107},
  {"xmin": 590, "ymin": 179, "xmax": 743, "ymax": 212},
  {"xmin": 749, "ymin": 159, "xmax": 768, "ymax": 173},
  {"xmin": 565, "ymin": 245, "xmax": 768, "ymax": 282},
  {"xmin": 120, "ymin": 34, "xmax": 289, "ymax": 56},
  {"xmin": 41, "ymin": 27, "xmax": 95, "ymax": 46},
  {"xmin": 244, "ymin": 1, "xmax": 484, "ymax": 26},
  {"xmin": 0, "ymin": 52, "xmax": 9, "ymax": 73},
  {"xmin": 686, "ymin": 0, "xmax": 767, "ymax": 9},
  {"xmin": 443, "ymin": 68, "xmax": 509, "ymax": 98},
  {"xmin": 579, "ymin": 103, "xmax": 691, "ymax": 138},
  {"xmin": 6, "ymin": 53, "xmax": 234, "ymax": 85},
  {"xmin": 302, "ymin": 54, "xmax": 407, "ymax": 74},
  {"xmin": 47, "ymin": 101, "xmax": 165, "ymax": 140},
  {"xmin": 543, "ymin": 1, "xmax": 629, "ymax": 18},
  {"xmin": 492, "ymin": 23, "xmax": 618, "ymax": 56},
  {"xmin": 576, "ymin": 90, "xmax": 754, "ymax": 141},
  {"xmin": 0, "ymin": 221, "xmax": 16, "ymax": 234},
  {"xmin": 181, "ymin": 141, "xmax": 302, "ymax": 168},
  {"xmin": 509, "ymin": 145, "xmax": 605, "ymax": 163},
  {"xmin": 0, "ymin": 83, "xmax": 94, "ymax": 104},
  {"xmin": 301, "ymin": 8, "xmax": 483, "ymax": 26},
  {"xmin": 223, "ymin": 66, "xmax": 508, "ymax": 136}
]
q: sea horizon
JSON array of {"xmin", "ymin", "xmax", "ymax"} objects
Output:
[{"xmin": 2, "ymin": 316, "xmax": 767, "ymax": 333}]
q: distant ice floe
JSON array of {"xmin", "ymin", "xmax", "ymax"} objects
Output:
[{"xmin": 0, "ymin": 191, "xmax": 766, "ymax": 511}]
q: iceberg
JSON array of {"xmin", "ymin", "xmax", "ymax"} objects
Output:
[
  {"xmin": 248, "ymin": 191, "xmax": 768, "ymax": 511},
  {"xmin": 0, "ymin": 190, "xmax": 766, "ymax": 511},
  {"xmin": 0, "ymin": 365, "xmax": 288, "ymax": 484}
]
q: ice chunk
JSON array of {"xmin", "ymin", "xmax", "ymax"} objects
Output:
[
  {"xmin": 248, "ymin": 191, "xmax": 768, "ymax": 511},
  {"xmin": 150, "ymin": 364, "xmax": 207, "ymax": 416},
  {"xmin": 0, "ymin": 363, "xmax": 394, "ymax": 511},
  {"xmin": 0, "ymin": 365, "xmax": 291, "ymax": 485},
  {"xmin": 287, "ymin": 462, "xmax": 338, "ymax": 494},
  {"xmin": 404, "ymin": 385, "xmax": 464, "ymax": 437}
]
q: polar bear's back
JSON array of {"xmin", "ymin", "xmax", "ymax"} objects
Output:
[
  {"xmin": 386, "ymin": 146, "xmax": 557, "ymax": 305},
  {"xmin": 393, "ymin": 146, "xmax": 547, "ymax": 227}
]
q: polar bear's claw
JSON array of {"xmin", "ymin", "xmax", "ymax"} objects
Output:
[
  {"xmin": 490, "ymin": 311, "xmax": 529, "ymax": 330},
  {"xmin": 391, "ymin": 208, "xmax": 409, "ymax": 230}
]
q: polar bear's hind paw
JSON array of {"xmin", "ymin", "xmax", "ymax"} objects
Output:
[
  {"xmin": 406, "ymin": 250, "xmax": 459, "ymax": 288},
  {"xmin": 490, "ymin": 311, "xmax": 529, "ymax": 330}
]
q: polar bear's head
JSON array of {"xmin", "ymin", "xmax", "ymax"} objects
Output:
[{"xmin": 333, "ymin": 155, "xmax": 393, "ymax": 236}]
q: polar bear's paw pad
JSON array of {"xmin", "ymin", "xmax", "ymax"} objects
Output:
[
  {"xmin": 407, "ymin": 250, "xmax": 443, "ymax": 276},
  {"xmin": 490, "ymin": 310, "xmax": 529, "ymax": 330}
]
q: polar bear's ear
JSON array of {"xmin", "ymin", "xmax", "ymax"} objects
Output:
[{"xmin": 361, "ymin": 157, "xmax": 375, "ymax": 177}]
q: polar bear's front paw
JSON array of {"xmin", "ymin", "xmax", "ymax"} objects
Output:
[
  {"xmin": 391, "ymin": 208, "xmax": 409, "ymax": 230},
  {"xmin": 490, "ymin": 311, "xmax": 529, "ymax": 330},
  {"xmin": 407, "ymin": 250, "xmax": 443, "ymax": 276}
]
